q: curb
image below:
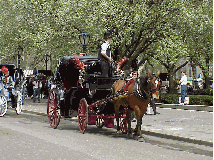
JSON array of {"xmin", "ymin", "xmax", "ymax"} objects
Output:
[
  {"xmin": 141, "ymin": 130, "xmax": 213, "ymax": 147},
  {"xmin": 157, "ymin": 104, "xmax": 213, "ymax": 112}
]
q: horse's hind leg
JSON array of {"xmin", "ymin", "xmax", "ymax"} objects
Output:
[{"xmin": 126, "ymin": 109, "xmax": 132, "ymax": 138}]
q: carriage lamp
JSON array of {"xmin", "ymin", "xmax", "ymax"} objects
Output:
[
  {"xmin": 79, "ymin": 32, "xmax": 90, "ymax": 54},
  {"xmin": 17, "ymin": 45, "xmax": 23, "ymax": 81}
]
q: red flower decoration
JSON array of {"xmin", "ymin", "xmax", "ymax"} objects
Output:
[
  {"xmin": 71, "ymin": 55, "xmax": 84, "ymax": 71},
  {"xmin": 1, "ymin": 66, "xmax": 8, "ymax": 74},
  {"xmin": 118, "ymin": 58, "xmax": 129, "ymax": 73}
]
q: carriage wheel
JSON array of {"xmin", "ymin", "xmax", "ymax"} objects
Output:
[
  {"xmin": 15, "ymin": 91, "xmax": 22, "ymax": 115},
  {"xmin": 120, "ymin": 118, "xmax": 128, "ymax": 133},
  {"xmin": 47, "ymin": 89, "xmax": 60, "ymax": 129},
  {"xmin": 96, "ymin": 118, "xmax": 104, "ymax": 128},
  {"xmin": 0, "ymin": 96, "xmax": 7, "ymax": 117},
  {"xmin": 78, "ymin": 98, "xmax": 88, "ymax": 133}
]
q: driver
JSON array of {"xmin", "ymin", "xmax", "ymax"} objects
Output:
[{"xmin": 98, "ymin": 32, "xmax": 113, "ymax": 77}]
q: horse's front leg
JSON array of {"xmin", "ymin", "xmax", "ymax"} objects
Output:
[
  {"xmin": 136, "ymin": 102, "xmax": 149, "ymax": 141},
  {"xmin": 132, "ymin": 105, "xmax": 144, "ymax": 140}
]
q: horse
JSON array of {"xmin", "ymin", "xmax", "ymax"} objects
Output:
[{"xmin": 111, "ymin": 71, "xmax": 159, "ymax": 140}]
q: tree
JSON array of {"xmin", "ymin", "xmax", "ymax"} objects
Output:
[
  {"xmin": 179, "ymin": 0, "xmax": 213, "ymax": 88},
  {"xmin": 0, "ymin": 0, "xmax": 212, "ymax": 93}
]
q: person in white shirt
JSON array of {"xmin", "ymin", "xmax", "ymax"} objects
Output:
[
  {"xmin": 97, "ymin": 32, "xmax": 113, "ymax": 77},
  {"xmin": 179, "ymin": 71, "xmax": 187, "ymax": 105},
  {"xmin": 32, "ymin": 77, "xmax": 42, "ymax": 103}
]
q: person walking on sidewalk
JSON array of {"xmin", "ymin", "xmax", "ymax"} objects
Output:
[
  {"xmin": 32, "ymin": 77, "xmax": 42, "ymax": 103},
  {"xmin": 179, "ymin": 71, "xmax": 187, "ymax": 105}
]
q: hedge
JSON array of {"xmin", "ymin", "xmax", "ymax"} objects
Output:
[
  {"xmin": 188, "ymin": 89, "xmax": 213, "ymax": 96},
  {"xmin": 158, "ymin": 93, "xmax": 213, "ymax": 106}
]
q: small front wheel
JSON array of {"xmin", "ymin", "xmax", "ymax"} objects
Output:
[
  {"xmin": 96, "ymin": 118, "xmax": 104, "ymax": 128},
  {"xmin": 15, "ymin": 91, "xmax": 22, "ymax": 115},
  {"xmin": 0, "ymin": 96, "xmax": 7, "ymax": 117},
  {"xmin": 78, "ymin": 98, "xmax": 88, "ymax": 133},
  {"xmin": 120, "ymin": 119, "xmax": 128, "ymax": 134}
]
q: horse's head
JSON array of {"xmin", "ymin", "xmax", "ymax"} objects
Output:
[
  {"xmin": 139, "ymin": 71, "xmax": 160, "ymax": 99},
  {"xmin": 148, "ymin": 71, "xmax": 160, "ymax": 99}
]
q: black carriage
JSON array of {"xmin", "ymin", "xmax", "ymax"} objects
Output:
[{"xmin": 47, "ymin": 55, "xmax": 128, "ymax": 132}]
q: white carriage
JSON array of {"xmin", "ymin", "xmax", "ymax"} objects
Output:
[{"xmin": 0, "ymin": 79, "xmax": 22, "ymax": 117}]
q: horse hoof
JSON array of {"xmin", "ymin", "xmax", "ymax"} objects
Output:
[
  {"xmin": 116, "ymin": 130, "xmax": 122, "ymax": 135},
  {"xmin": 138, "ymin": 136, "xmax": 145, "ymax": 142},
  {"xmin": 133, "ymin": 135, "xmax": 144, "ymax": 141},
  {"xmin": 125, "ymin": 133, "xmax": 133, "ymax": 139}
]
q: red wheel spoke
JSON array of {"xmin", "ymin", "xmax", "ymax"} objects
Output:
[
  {"xmin": 78, "ymin": 98, "xmax": 88, "ymax": 133},
  {"xmin": 47, "ymin": 89, "xmax": 60, "ymax": 129}
]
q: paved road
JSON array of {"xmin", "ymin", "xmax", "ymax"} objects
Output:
[
  {"xmin": 21, "ymin": 99, "xmax": 213, "ymax": 145},
  {"xmin": 1, "ymin": 107, "xmax": 213, "ymax": 160}
]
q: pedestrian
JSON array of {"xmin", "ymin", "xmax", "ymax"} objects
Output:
[
  {"xmin": 32, "ymin": 77, "xmax": 42, "ymax": 103},
  {"xmin": 27, "ymin": 77, "xmax": 34, "ymax": 98},
  {"xmin": 98, "ymin": 32, "xmax": 113, "ymax": 77},
  {"xmin": 33, "ymin": 67, "xmax": 38, "ymax": 76},
  {"xmin": 179, "ymin": 71, "xmax": 187, "ymax": 105}
]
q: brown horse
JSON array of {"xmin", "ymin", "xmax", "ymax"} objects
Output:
[{"xmin": 112, "ymin": 71, "xmax": 159, "ymax": 140}]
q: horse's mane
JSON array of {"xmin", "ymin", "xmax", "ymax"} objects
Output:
[
  {"xmin": 139, "ymin": 74, "xmax": 149, "ymax": 99},
  {"xmin": 139, "ymin": 75, "xmax": 148, "ymax": 86}
]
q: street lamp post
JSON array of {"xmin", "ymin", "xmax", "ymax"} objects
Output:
[
  {"xmin": 45, "ymin": 54, "xmax": 48, "ymax": 71},
  {"xmin": 45, "ymin": 54, "xmax": 51, "ymax": 72},
  {"xmin": 79, "ymin": 32, "xmax": 90, "ymax": 54},
  {"xmin": 17, "ymin": 46, "xmax": 23, "ymax": 82}
]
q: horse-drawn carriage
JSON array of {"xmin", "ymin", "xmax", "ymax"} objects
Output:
[
  {"xmin": 0, "ymin": 65, "xmax": 23, "ymax": 116},
  {"xmin": 47, "ymin": 55, "xmax": 159, "ymax": 139}
]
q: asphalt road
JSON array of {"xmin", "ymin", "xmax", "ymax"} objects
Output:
[{"xmin": 0, "ymin": 104, "xmax": 213, "ymax": 160}]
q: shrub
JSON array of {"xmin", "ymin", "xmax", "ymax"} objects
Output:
[
  {"xmin": 188, "ymin": 95, "xmax": 213, "ymax": 106},
  {"xmin": 188, "ymin": 89, "xmax": 213, "ymax": 96},
  {"xmin": 159, "ymin": 93, "xmax": 213, "ymax": 106}
]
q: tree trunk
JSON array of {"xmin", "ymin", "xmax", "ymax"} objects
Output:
[
  {"xmin": 168, "ymin": 70, "xmax": 176, "ymax": 93},
  {"xmin": 204, "ymin": 75, "xmax": 210, "ymax": 89}
]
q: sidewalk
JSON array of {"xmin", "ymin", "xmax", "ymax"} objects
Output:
[
  {"xmin": 158, "ymin": 103, "xmax": 213, "ymax": 112},
  {"xmin": 22, "ymin": 98, "xmax": 213, "ymax": 146}
]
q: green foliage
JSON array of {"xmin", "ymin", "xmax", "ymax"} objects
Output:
[
  {"xmin": 188, "ymin": 95, "xmax": 213, "ymax": 106},
  {"xmin": 159, "ymin": 93, "xmax": 213, "ymax": 106},
  {"xmin": 0, "ymin": 0, "xmax": 212, "ymax": 81},
  {"xmin": 159, "ymin": 93, "xmax": 180, "ymax": 104}
]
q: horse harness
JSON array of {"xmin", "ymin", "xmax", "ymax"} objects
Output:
[{"xmin": 117, "ymin": 78, "xmax": 150, "ymax": 101}]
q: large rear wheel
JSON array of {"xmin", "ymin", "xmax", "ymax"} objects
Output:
[
  {"xmin": 47, "ymin": 89, "xmax": 60, "ymax": 129},
  {"xmin": 0, "ymin": 96, "xmax": 7, "ymax": 117},
  {"xmin": 78, "ymin": 98, "xmax": 88, "ymax": 133}
]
